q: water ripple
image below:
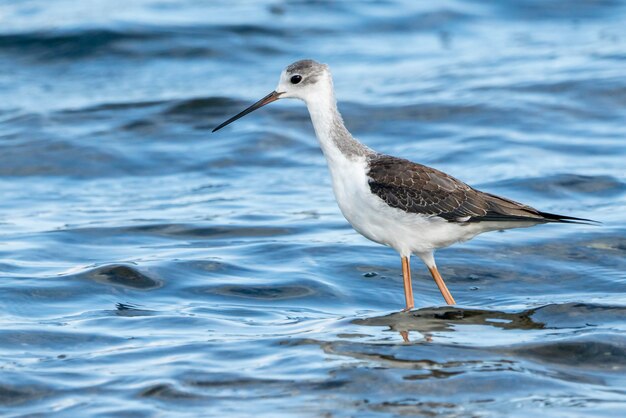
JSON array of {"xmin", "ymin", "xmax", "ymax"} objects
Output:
[{"xmin": 1, "ymin": 0, "xmax": 625, "ymax": 416}]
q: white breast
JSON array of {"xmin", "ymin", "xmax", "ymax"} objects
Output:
[{"xmin": 325, "ymin": 154, "xmax": 492, "ymax": 258}]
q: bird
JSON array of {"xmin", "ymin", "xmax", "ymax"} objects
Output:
[{"xmin": 212, "ymin": 59, "xmax": 595, "ymax": 311}]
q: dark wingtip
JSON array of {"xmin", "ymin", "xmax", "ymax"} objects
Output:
[{"xmin": 538, "ymin": 211, "xmax": 601, "ymax": 225}]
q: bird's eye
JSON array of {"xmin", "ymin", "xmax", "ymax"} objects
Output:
[{"xmin": 290, "ymin": 75, "xmax": 302, "ymax": 84}]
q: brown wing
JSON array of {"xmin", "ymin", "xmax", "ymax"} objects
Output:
[{"xmin": 367, "ymin": 154, "xmax": 559, "ymax": 223}]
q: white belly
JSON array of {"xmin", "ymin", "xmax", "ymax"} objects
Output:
[{"xmin": 326, "ymin": 156, "xmax": 506, "ymax": 257}]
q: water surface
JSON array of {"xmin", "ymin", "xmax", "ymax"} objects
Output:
[{"xmin": 1, "ymin": 1, "xmax": 625, "ymax": 416}]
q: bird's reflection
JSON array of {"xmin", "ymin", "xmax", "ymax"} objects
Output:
[{"xmin": 354, "ymin": 305, "xmax": 546, "ymax": 342}]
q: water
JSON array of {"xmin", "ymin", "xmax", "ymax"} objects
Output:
[{"xmin": 1, "ymin": 1, "xmax": 625, "ymax": 416}]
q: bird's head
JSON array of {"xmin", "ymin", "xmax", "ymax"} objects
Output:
[
  {"xmin": 275, "ymin": 59, "xmax": 332, "ymax": 101},
  {"xmin": 212, "ymin": 59, "xmax": 331, "ymax": 132}
]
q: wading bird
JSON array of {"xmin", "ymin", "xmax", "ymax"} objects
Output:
[{"xmin": 213, "ymin": 59, "xmax": 593, "ymax": 311}]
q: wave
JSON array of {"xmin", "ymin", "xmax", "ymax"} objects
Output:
[{"xmin": 0, "ymin": 24, "xmax": 286, "ymax": 61}]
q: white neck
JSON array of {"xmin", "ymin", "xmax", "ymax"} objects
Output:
[{"xmin": 304, "ymin": 86, "xmax": 371, "ymax": 164}]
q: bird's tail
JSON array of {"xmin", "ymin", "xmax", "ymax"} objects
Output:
[{"xmin": 479, "ymin": 192, "xmax": 600, "ymax": 225}]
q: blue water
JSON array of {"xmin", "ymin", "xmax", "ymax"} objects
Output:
[{"xmin": 1, "ymin": 1, "xmax": 625, "ymax": 416}]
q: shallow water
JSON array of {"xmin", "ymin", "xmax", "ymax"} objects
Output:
[{"xmin": 1, "ymin": 0, "xmax": 626, "ymax": 416}]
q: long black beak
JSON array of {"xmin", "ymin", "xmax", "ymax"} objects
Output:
[{"xmin": 212, "ymin": 91, "xmax": 282, "ymax": 132}]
